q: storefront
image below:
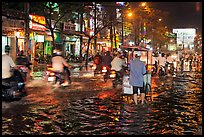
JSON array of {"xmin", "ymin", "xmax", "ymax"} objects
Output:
[
  {"xmin": 64, "ymin": 35, "xmax": 81, "ymax": 57},
  {"xmin": 29, "ymin": 14, "xmax": 46, "ymax": 62},
  {"xmin": 2, "ymin": 16, "xmax": 24, "ymax": 60}
]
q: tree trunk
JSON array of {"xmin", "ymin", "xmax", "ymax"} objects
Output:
[
  {"xmin": 113, "ymin": 25, "xmax": 117, "ymax": 49},
  {"xmin": 80, "ymin": 12, "xmax": 83, "ymax": 59},
  {"xmin": 110, "ymin": 23, "xmax": 113, "ymax": 51},
  {"xmin": 85, "ymin": 38, "xmax": 91, "ymax": 70},
  {"xmin": 50, "ymin": 28, "xmax": 56, "ymax": 55}
]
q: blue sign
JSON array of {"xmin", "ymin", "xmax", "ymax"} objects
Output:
[{"xmin": 116, "ymin": 2, "xmax": 125, "ymax": 6}]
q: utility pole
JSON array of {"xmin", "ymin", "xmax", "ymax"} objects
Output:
[
  {"xmin": 80, "ymin": 12, "xmax": 83, "ymax": 59},
  {"xmin": 94, "ymin": 2, "xmax": 97, "ymax": 54},
  {"xmin": 24, "ymin": 2, "xmax": 30, "ymax": 56},
  {"xmin": 121, "ymin": 10, "xmax": 124, "ymax": 45}
]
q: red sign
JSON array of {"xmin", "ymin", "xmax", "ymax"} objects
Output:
[{"xmin": 29, "ymin": 14, "xmax": 46, "ymax": 31}]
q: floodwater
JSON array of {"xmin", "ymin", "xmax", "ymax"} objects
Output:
[{"xmin": 2, "ymin": 72, "xmax": 202, "ymax": 135}]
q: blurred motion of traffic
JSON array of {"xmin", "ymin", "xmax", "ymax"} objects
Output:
[{"xmin": 2, "ymin": 2, "xmax": 202, "ymax": 135}]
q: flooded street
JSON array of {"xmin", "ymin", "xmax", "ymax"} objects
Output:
[{"xmin": 2, "ymin": 72, "xmax": 202, "ymax": 135}]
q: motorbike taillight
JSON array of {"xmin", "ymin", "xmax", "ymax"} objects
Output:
[
  {"xmin": 147, "ymin": 64, "xmax": 153, "ymax": 71},
  {"xmin": 50, "ymin": 72, "xmax": 55, "ymax": 76},
  {"xmin": 47, "ymin": 67, "xmax": 53, "ymax": 71},
  {"xmin": 102, "ymin": 66, "xmax": 107, "ymax": 73},
  {"xmin": 110, "ymin": 71, "xmax": 116, "ymax": 78}
]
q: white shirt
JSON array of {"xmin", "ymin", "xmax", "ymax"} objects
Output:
[
  {"xmin": 157, "ymin": 56, "xmax": 166, "ymax": 66},
  {"xmin": 111, "ymin": 56, "xmax": 123, "ymax": 71},
  {"xmin": 51, "ymin": 56, "xmax": 68, "ymax": 72},
  {"xmin": 2, "ymin": 54, "xmax": 16, "ymax": 79},
  {"xmin": 167, "ymin": 56, "xmax": 173, "ymax": 63}
]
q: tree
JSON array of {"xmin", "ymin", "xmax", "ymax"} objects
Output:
[
  {"xmin": 79, "ymin": 2, "xmax": 112, "ymax": 69},
  {"xmin": 29, "ymin": 2, "xmax": 78, "ymax": 51},
  {"xmin": 128, "ymin": 2, "xmax": 170, "ymax": 49}
]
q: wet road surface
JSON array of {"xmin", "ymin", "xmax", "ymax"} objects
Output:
[{"xmin": 2, "ymin": 72, "xmax": 202, "ymax": 135}]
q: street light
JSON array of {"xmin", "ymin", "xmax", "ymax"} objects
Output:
[
  {"xmin": 128, "ymin": 12, "xmax": 133, "ymax": 17},
  {"xmin": 141, "ymin": 2, "xmax": 146, "ymax": 7}
]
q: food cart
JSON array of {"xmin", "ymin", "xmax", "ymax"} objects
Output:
[{"xmin": 121, "ymin": 46, "xmax": 153, "ymax": 102}]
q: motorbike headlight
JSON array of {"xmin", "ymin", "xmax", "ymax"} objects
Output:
[
  {"xmin": 92, "ymin": 64, "xmax": 96, "ymax": 70},
  {"xmin": 18, "ymin": 82, "xmax": 24, "ymax": 88},
  {"xmin": 18, "ymin": 82, "xmax": 24, "ymax": 86}
]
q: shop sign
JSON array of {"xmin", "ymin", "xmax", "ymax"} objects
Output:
[
  {"xmin": 63, "ymin": 22, "xmax": 75, "ymax": 32},
  {"xmin": 35, "ymin": 35, "xmax": 44, "ymax": 42},
  {"xmin": 168, "ymin": 44, "xmax": 177, "ymax": 51},
  {"xmin": 29, "ymin": 14, "xmax": 46, "ymax": 31},
  {"xmin": 2, "ymin": 16, "xmax": 24, "ymax": 29}
]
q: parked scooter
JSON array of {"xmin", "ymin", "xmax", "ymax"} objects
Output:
[{"xmin": 2, "ymin": 69, "xmax": 26, "ymax": 101}]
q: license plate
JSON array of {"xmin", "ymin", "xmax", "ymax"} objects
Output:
[{"xmin": 48, "ymin": 77, "xmax": 55, "ymax": 82}]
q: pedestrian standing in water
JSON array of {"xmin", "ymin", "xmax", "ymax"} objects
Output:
[{"xmin": 129, "ymin": 51, "xmax": 146, "ymax": 105}]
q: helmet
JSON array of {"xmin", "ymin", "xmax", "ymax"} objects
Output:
[
  {"xmin": 56, "ymin": 51, "xmax": 62, "ymax": 55},
  {"xmin": 5, "ymin": 45, "xmax": 10, "ymax": 53},
  {"xmin": 53, "ymin": 49, "xmax": 62, "ymax": 55}
]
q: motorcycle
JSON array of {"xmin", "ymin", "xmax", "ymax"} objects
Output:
[
  {"xmin": 46, "ymin": 65, "xmax": 72, "ymax": 87},
  {"xmin": 158, "ymin": 65, "xmax": 166, "ymax": 77},
  {"xmin": 167, "ymin": 62, "xmax": 174, "ymax": 75},
  {"xmin": 101, "ymin": 66, "xmax": 111, "ymax": 82},
  {"xmin": 16, "ymin": 65, "xmax": 29, "ymax": 81},
  {"xmin": 111, "ymin": 70, "xmax": 123, "ymax": 88},
  {"xmin": 2, "ymin": 69, "xmax": 26, "ymax": 101}
]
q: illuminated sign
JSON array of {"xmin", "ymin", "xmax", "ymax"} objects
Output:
[
  {"xmin": 116, "ymin": 2, "xmax": 125, "ymax": 6},
  {"xmin": 173, "ymin": 28, "xmax": 196, "ymax": 45},
  {"xmin": 29, "ymin": 14, "xmax": 46, "ymax": 31}
]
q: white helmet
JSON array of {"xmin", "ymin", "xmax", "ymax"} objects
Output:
[
  {"xmin": 53, "ymin": 49, "xmax": 61, "ymax": 55},
  {"xmin": 56, "ymin": 51, "xmax": 62, "ymax": 55}
]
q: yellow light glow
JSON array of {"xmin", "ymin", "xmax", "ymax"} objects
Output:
[
  {"xmin": 128, "ymin": 12, "xmax": 132, "ymax": 17},
  {"xmin": 141, "ymin": 2, "xmax": 146, "ymax": 7}
]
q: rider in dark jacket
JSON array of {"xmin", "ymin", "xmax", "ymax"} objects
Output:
[{"xmin": 102, "ymin": 51, "xmax": 113, "ymax": 69}]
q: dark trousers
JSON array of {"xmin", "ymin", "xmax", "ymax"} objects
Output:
[{"xmin": 64, "ymin": 66, "xmax": 71, "ymax": 83}]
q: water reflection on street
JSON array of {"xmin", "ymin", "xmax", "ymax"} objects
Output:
[{"xmin": 2, "ymin": 72, "xmax": 202, "ymax": 135}]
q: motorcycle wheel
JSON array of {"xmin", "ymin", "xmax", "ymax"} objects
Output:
[
  {"xmin": 159, "ymin": 69, "xmax": 164, "ymax": 77},
  {"xmin": 112, "ymin": 80, "xmax": 117, "ymax": 88},
  {"xmin": 103, "ymin": 75, "xmax": 108, "ymax": 82}
]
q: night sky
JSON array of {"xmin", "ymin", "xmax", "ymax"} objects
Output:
[{"xmin": 150, "ymin": 2, "xmax": 202, "ymax": 33}]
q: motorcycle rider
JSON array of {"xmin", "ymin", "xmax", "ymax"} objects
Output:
[
  {"xmin": 166, "ymin": 53, "xmax": 174, "ymax": 74},
  {"xmin": 2, "ymin": 45, "xmax": 16, "ymax": 80},
  {"xmin": 111, "ymin": 52, "xmax": 124, "ymax": 79},
  {"xmin": 51, "ymin": 49, "xmax": 73, "ymax": 86},
  {"xmin": 16, "ymin": 50, "xmax": 32, "ymax": 82},
  {"xmin": 157, "ymin": 53, "xmax": 167, "ymax": 75},
  {"xmin": 93, "ymin": 52, "xmax": 102, "ymax": 73},
  {"xmin": 102, "ymin": 51, "xmax": 113, "ymax": 76},
  {"xmin": 2, "ymin": 45, "xmax": 25, "ymax": 85}
]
